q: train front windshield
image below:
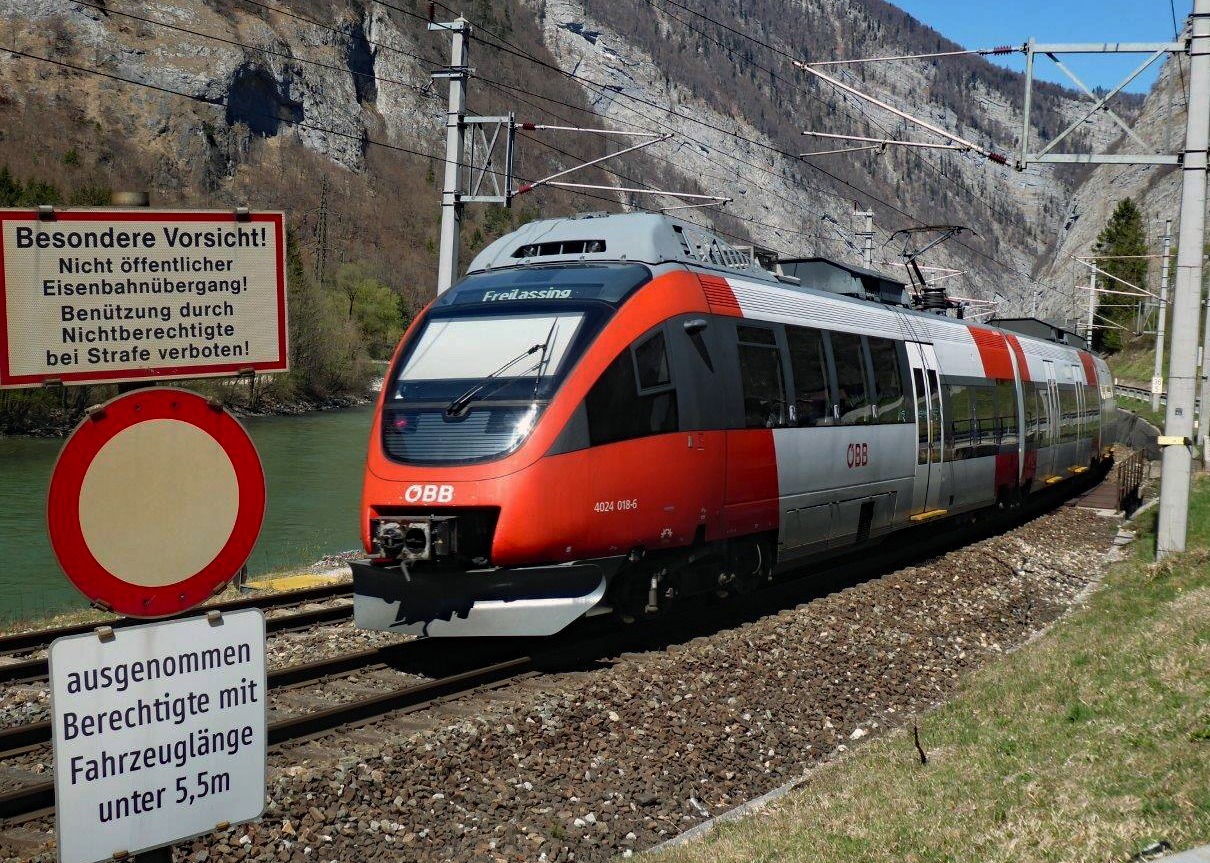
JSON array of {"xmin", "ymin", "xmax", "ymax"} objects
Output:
[{"xmin": 382, "ymin": 264, "xmax": 650, "ymax": 465}]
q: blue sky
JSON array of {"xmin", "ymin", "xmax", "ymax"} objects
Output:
[{"xmin": 893, "ymin": 1, "xmax": 1187, "ymax": 94}]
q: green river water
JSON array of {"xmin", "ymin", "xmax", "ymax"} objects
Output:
[{"xmin": 0, "ymin": 405, "xmax": 374, "ymax": 623}]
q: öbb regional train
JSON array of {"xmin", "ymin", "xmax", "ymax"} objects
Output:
[{"xmin": 354, "ymin": 212, "xmax": 1115, "ymax": 637}]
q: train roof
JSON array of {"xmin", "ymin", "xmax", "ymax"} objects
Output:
[
  {"xmin": 466, "ymin": 212, "xmax": 780, "ymax": 282},
  {"xmin": 464, "ymin": 214, "xmax": 1086, "ymax": 358},
  {"xmin": 776, "ymin": 257, "xmax": 910, "ymax": 307},
  {"xmin": 990, "ymin": 317, "xmax": 1090, "ymax": 352}
]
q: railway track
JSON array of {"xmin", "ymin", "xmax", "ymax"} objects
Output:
[
  {"xmin": 0, "ymin": 466, "xmax": 1114, "ymax": 833},
  {"xmin": 0, "ymin": 634, "xmax": 542, "ymax": 826},
  {"xmin": 0, "ymin": 583, "xmax": 353, "ymax": 684}
]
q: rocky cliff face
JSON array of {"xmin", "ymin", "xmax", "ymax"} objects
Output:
[
  {"xmin": 0, "ymin": 0, "xmax": 1134, "ymax": 315},
  {"xmin": 1036, "ymin": 51, "xmax": 1189, "ymax": 329}
]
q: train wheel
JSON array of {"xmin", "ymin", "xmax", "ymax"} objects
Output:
[{"xmin": 728, "ymin": 537, "xmax": 774, "ymax": 594}]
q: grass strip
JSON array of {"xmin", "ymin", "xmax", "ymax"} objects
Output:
[{"xmin": 657, "ymin": 483, "xmax": 1210, "ymax": 863}]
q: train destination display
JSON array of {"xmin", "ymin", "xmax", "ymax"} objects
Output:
[
  {"xmin": 0, "ymin": 209, "xmax": 288, "ymax": 388},
  {"xmin": 50, "ymin": 610, "xmax": 267, "ymax": 863}
]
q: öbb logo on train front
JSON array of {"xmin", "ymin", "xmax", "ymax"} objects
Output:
[
  {"xmin": 846, "ymin": 442, "xmax": 869, "ymax": 469},
  {"xmin": 403, "ymin": 484, "xmax": 454, "ymax": 503}
]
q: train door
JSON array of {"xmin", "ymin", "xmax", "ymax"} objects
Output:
[
  {"xmin": 906, "ymin": 342, "xmax": 946, "ymax": 518},
  {"xmin": 1073, "ymin": 364, "xmax": 1086, "ymax": 465},
  {"xmin": 1073, "ymin": 362, "xmax": 1092, "ymax": 466},
  {"xmin": 1040, "ymin": 360, "xmax": 1059, "ymax": 481}
]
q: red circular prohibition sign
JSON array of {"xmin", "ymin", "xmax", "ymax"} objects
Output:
[{"xmin": 47, "ymin": 388, "xmax": 266, "ymax": 618}]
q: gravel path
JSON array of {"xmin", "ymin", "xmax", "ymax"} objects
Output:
[{"xmin": 0, "ymin": 506, "xmax": 1117, "ymax": 863}]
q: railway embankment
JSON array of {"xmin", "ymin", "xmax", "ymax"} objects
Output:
[
  {"xmin": 0, "ymin": 481, "xmax": 1161, "ymax": 863},
  {"xmin": 162, "ymin": 505, "xmax": 1116, "ymax": 862},
  {"xmin": 655, "ymin": 480, "xmax": 1210, "ymax": 863},
  {"xmin": 1116, "ymin": 408, "xmax": 1162, "ymax": 460}
]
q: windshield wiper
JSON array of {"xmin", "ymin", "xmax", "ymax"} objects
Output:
[
  {"xmin": 530, "ymin": 318, "xmax": 560, "ymax": 402},
  {"xmin": 444, "ymin": 343, "xmax": 543, "ymax": 416}
]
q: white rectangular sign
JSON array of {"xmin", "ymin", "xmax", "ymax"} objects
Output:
[
  {"xmin": 50, "ymin": 610, "xmax": 267, "ymax": 863},
  {"xmin": 0, "ymin": 209, "xmax": 288, "ymax": 388}
]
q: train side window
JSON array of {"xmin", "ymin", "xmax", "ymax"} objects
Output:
[
  {"xmin": 1068, "ymin": 385, "xmax": 1079, "ymax": 441},
  {"xmin": 974, "ymin": 385, "xmax": 998, "ymax": 457},
  {"xmin": 946, "ymin": 383, "xmax": 974, "ymax": 461},
  {"xmin": 633, "ymin": 331, "xmax": 671, "ymax": 391},
  {"xmin": 1024, "ymin": 384, "xmax": 1039, "ymax": 447},
  {"xmin": 1035, "ymin": 383, "xmax": 1051, "ymax": 442},
  {"xmin": 786, "ymin": 326, "xmax": 831, "ymax": 427},
  {"xmin": 997, "ymin": 380, "xmax": 1019, "ymax": 450},
  {"xmin": 1085, "ymin": 384, "xmax": 1100, "ymax": 423},
  {"xmin": 913, "ymin": 368, "xmax": 929, "ymax": 465},
  {"xmin": 830, "ymin": 331, "xmax": 870, "ymax": 425},
  {"xmin": 926, "ymin": 368, "xmax": 942, "ymax": 462},
  {"xmin": 585, "ymin": 331, "xmax": 679, "ymax": 446},
  {"xmin": 868, "ymin": 337, "xmax": 907, "ymax": 423},
  {"xmin": 737, "ymin": 325, "xmax": 788, "ymax": 428}
]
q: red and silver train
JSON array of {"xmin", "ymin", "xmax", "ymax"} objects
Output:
[{"xmin": 354, "ymin": 212, "xmax": 1115, "ymax": 637}]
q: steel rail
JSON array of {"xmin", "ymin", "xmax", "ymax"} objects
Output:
[
  {"xmin": 0, "ymin": 656, "xmax": 535, "ymax": 825},
  {"xmin": 0, "ymin": 582, "xmax": 351, "ymax": 657},
  {"xmin": 0, "ymin": 638, "xmax": 430, "ymax": 757},
  {"xmin": 0, "ymin": 593, "xmax": 353, "ymax": 685}
]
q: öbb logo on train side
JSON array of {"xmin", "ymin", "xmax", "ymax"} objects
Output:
[
  {"xmin": 403, "ymin": 484, "xmax": 454, "ymax": 503},
  {"xmin": 846, "ymin": 442, "xmax": 869, "ymax": 469}
]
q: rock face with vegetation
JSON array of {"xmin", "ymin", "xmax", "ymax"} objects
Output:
[
  {"xmin": 0, "ymin": 0, "xmax": 1154, "ymax": 432},
  {"xmin": 1037, "ymin": 51, "xmax": 1189, "ymax": 331}
]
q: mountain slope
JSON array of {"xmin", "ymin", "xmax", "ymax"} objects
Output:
[
  {"xmin": 1037, "ymin": 50, "xmax": 1189, "ymax": 331},
  {"xmin": 0, "ymin": 0, "xmax": 1132, "ymax": 316}
]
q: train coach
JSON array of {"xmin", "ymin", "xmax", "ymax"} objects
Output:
[{"xmin": 353, "ymin": 212, "xmax": 1116, "ymax": 637}]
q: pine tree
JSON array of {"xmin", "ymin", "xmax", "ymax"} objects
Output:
[
  {"xmin": 1091, "ymin": 198, "xmax": 1148, "ymax": 353},
  {"xmin": 0, "ymin": 167, "xmax": 21, "ymax": 206}
]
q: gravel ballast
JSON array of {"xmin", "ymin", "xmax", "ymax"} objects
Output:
[{"xmin": 1, "ymin": 506, "xmax": 1117, "ymax": 863}]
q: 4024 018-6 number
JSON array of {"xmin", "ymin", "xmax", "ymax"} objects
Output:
[{"xmin": 593, "ymin": 498, "xmax": 639, "ymax": 513}]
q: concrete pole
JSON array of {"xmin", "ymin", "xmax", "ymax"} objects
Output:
[
  {"xmin": 1087, "ymin": 269, "xmax": 1096, "ymax": 344},
  {"xmin": 1199, "ymin": 259, "xmax": 1210, "ymax": 460},
  {"xmin": 1152, "ymin": 219, "xmax": 1172, "ymax": 413},
  {"xmin": 857, "ymin": 210, "xmax": 874, "ymax": 270},
  {"xmin": 1158, "ymin": 0, "xmax": 1210, "ymax": 558},
  {"xmin": 435, "ymin": 18, "xmax": 469, "ymax": 295}
]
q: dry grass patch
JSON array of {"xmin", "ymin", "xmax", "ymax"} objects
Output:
[{"xmin": 657, "ymin": 490, "xmax": 1210, "ymax": 863}]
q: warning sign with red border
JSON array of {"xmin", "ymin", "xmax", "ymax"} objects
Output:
[
  {"xmin": 0, "ymin": 209, "xmax": 287, "ymax": 388},
  {"xmin": 47, "ymin": 388, "xmax": 266, "ymax": 617}
]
